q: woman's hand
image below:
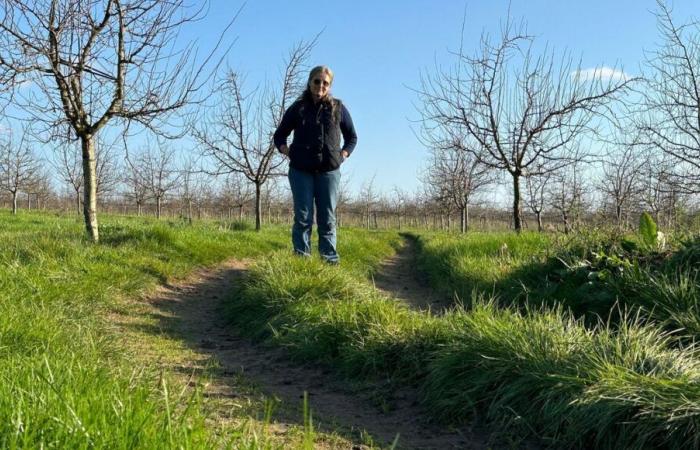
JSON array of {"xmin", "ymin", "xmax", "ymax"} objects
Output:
[
  {"xmin": 341, "ymin": 150, "xmax": 349, "ymax": 159},
  {"xmin": 280, "ymin": 145, "xmax": 290, "ymax": 156}
]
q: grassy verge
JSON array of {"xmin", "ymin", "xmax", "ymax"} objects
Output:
[
  {"xmin": 414, "ymin": 230, "xmax": 700, "ymax": 334},
  {"xmin": 0, "ymin": 210, "xmax": 321, "ymax": 448},
  {"xmin": 229, "ymin": 229, "xmax": 700, "ymax": 448}
]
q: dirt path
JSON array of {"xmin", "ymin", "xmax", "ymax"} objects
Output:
[
  {"xmin": 132, "ymin": 259, "xmax": 489, "ymax": 450},
  {"xmin": 372, "ymin": 235, "xmax": 451, "ymax": 313}
]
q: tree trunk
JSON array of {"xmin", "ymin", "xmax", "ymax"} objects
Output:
[
  {"xmin": 512, "ymin": 172, "xmax": 522, "ymax": 232},
  {"xmin": 536, "ymin": 211, "xmax": 543, "ymax": 232},
  {"xmin": 460, "ymin": 206, "xmax": 467, "ymax": 233},
  {"xmin": 466, "ymin": 203, "xmax": 470, "ymax": 231},
  {"xmin": 254, "ymin": 182, "xmax": 262, "ymax": 231},
  {"xmin": 11, "ymin": 191, "xmax": 17, "ymax": 215},
  {"xmin": 81, "ymin": 136, "xmax": 99, "ymax": 242},
  {"xmin": 75, "ymin": 191, "xmax": 82, "ymax": 215},
  {"xmin": 156, "ymin": 196, "xmax": 162, "ymax": 219}
]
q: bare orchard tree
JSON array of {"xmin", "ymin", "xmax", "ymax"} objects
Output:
[
  {"xmin": 424, "ymin": 145, "xmax": 492, "ymax": 233},
  {"xmin": 194, "ymin": 40, "xmax": 315, "ymax": 231},
  {"xmin": 0, "ymin": 0, "xmax": 231, "ymax": 241},
  {"xmin": 640, "ymin": 152, "xmax": 682, "ymax": 229},
  {"xmin": 359, "ymin": 175, "xmax": 379, "ymax": 229},
  {"xmin": 123, "ymin": 151, "xmax": 149, "ymax": 216},
  {"xmin": 548, "ymin": 163, "xmax": 587, "ymax": 234},
  {"xmin": 416, "ymin": 17, "xmax": 632, "ymax": 232},
  {"xmin": 26, "ymin": 169, "xmax": 54, "ymax": 210},
  {"xmin": 335, "ymin": 172, "xmax": 353, "ymax": 227},
  {"xmin": 637, "ymin": 1, "xmax": 700, "ymax": 193},
  {"xmin": 0, "ymin": 128, "xmax": 39, "ymax": 214},
  {"xmin": 53, "ymin": 135, "xmax": 119, "ymax": 213},
  {"xmin": 128, "ymin": 143, "xmax": 179, "ymax": 219},
  {"xmin": 52, "ymin": 142, "xmax": 83, "ymax": 214},
  {"xmin": 94, "ymin": 135, "xmax": 120, "ymax": 200},
  {"xmin": 599, "ymin": 144, "xmax": 646, "ymax": 229},
  {"xmin": 524, "ymin": 168, "xmax": 552, "ymax": 232},
  {"xmin": 179, "ymin": 156, "xmax": 204, "ymax": 223},
  {"xmin": 219, "ymin": 171, "xmax": 254, "ymax": 222},
  {"xmin": 391, "ymin": 186, "xmax": 410, "ymax": 230}
]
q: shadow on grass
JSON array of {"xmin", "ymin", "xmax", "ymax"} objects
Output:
[
  {"xmin": 412, "ymin": 232, "xmax": 700, "ymax": 335},
  {"xmin": 410, "ymin": 234, "xmax": 620, "ymax": 322}
]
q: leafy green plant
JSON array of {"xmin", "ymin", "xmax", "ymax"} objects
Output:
[{"xmin": 639, "ymin": 212, "xmax": 658, "ymax": 249}]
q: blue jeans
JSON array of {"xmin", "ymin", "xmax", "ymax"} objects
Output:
[{"xmin": 288, "ymin": 166, "xmax": 341, "ymax": 262}]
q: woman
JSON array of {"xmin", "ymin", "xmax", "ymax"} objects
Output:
[{"xmin": 273, "ymin": 65, "xmax": 357, "ymax": 264}]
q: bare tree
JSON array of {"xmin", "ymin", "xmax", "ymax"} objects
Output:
[
  {"xmin": 194, "ymin": 39, "xmax": 315, "ymax": 230},
  {"xmin": 179, "ymin": 155, "xmax": 205, "ymax": 223},
  {"xmin": 524, "ymin": 168, "xmax": 552, "ymax": 232},
  {"xmin": 549, "ymin": 163, "xmax": 587, "ymax": 234},
  {"xmin": 52, "ymin": 142, "xmax": 83, "ymax": 214},
  {"xmin": 0, "ymin": 128, "xmax": 39, "ymax": 214},
  {"xmin": 639, "ymin": 152, "xmax": 683, "ymax": 229},
  {"xmin": 94, "ymin": 135, "xmax": 120, "ymax": 200},
  {"xmin": 423, "ymin": 145, "xmax": 492, "ymax": 233},
  {"xmin": 335, "ymin": 172, "xmax": 353, "ymax": 227},
  {"xmin": 391, "ymin": 186, "xmax": 410, "ymax": 230},
  {"xmin": 129, "ymin": 143, "xmax": 179, "ymax": 219},
  {"xmin": 359, "ymin": 175, "xmax": 379, "ymax": 229},
  {"xmin": 52, "ymin": 135, "xmax": 118, "ymax": 214},
  {"xmin": 219, "ymin": 171, "xmax": 254, "ymax": 222},
  {"xmin": 637, "ymin": 1, "xmax": 700, "ymax": 193},
  {"xmin": 123, "ymin": 151, "xmax": 148, "ymax": 216},
  {"xmin": 0, "ymin": 0, "xmax": 232, "ymax": 241},
  {"xmin": 27, "ymin": 169, "xmax": 54, "ymax": 210},
  {"xmin": 599, "ymin": 144, "xmax": 645, "ymax": 229},
  {"xmin": 416, "ymin": 16, "xmax": 632, "ymax": 231}
]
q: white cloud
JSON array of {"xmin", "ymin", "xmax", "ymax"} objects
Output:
[{"xmin": 571, "ymin": 67, "xmax": 630, "ymax": 82}]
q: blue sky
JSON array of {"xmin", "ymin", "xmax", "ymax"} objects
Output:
[
  {"xmin": 5, "ymin": 1, "xmax": 697, "ymax": 199},
  {"xmin": 187, "ymin": 0, "xmax": 697, "ymax": 198}
]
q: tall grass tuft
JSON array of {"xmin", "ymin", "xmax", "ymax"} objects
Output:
[{"xmin": 230, "ymin": 231, "xmax": 700, "ymax": 449}]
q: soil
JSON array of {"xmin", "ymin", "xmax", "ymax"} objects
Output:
[
  {"xmin": 372, "ymin": 235, "xmax": 452, "ymax": 313},
  {"xmin": 134, "ymin": 251, "xmax": 493, "ymax": 449}
]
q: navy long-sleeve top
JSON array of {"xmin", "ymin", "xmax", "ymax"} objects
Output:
[{"xmin": 273, "ymin": 95, "xmax": 357, "ymax": 173}]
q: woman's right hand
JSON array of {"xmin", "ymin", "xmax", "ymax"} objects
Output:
[{"xmin": 279, "ymin": 145, "xmax": 290, "ymax": 156}]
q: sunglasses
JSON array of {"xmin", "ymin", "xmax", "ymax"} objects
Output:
[{"xmin": 313, "ymin": 79, "xmax": 330, "ymax": 87}]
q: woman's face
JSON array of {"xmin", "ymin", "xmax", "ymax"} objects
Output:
[{"xmin": 309, "ymin": 72, "xmax": 331, "ymax": 101}]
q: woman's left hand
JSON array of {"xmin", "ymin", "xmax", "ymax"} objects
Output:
[{"xmin": 341, "ymin": 150, "xmax": 349, "ymax": 159}]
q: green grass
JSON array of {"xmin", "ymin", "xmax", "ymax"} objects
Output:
[
  {"xmin": 0, "ymin": 210, "xmax": 300, "ymax": 449},
  {"xmin": 9, "ymin": 209, "xmax": 700, "ymax": 449},
  {"xmin": 412, "ymin": 231, "xmax": 557, "ymax": 306},
  {"xmin": 413, "ymin": 230, "xmax": 700, "ymax": 332},
  {"xmin": 228, "ymin": 229, "xmax": 700, "ymax": 448}
]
